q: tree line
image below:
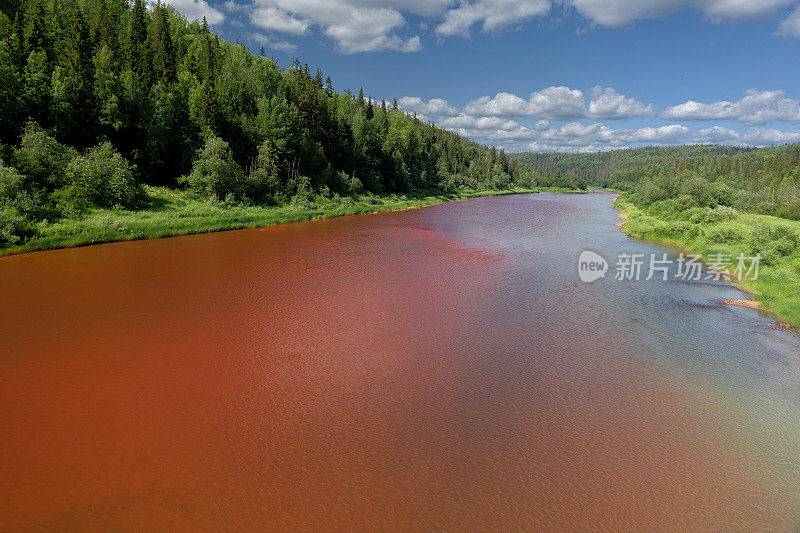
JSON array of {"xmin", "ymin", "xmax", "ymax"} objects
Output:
[
  {"xmin": 0, "ymin": 0, "xmax": 536, "ymax": 243},
  {"xmin": 514, "ymin": 144, "xmax": 800, "ymax": 220}
]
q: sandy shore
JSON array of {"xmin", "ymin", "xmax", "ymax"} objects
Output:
[{"xmin": 723, "ymin": 299, "xmax": 761, "ymax": 310}]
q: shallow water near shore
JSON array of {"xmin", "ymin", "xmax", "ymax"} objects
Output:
[{"xmin": 1, "ymin": 192, "xmax": 799, "ymax": 530}]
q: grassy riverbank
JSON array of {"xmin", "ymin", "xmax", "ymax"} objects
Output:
[
  {"xmin": 0, "ymin": 186, "xmax": 540, "ymax": 257},
  {"xmin": 615, "ymin": 195, "xmax": 800, "ymax": 329}
]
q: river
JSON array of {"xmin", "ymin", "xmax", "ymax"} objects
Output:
[{"xmin": 1, "ymin": 192, "xmax": 798, "ymax": 530}]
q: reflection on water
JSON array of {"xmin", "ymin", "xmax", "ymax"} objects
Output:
[{"xmin": 0, "ymin": 193, "xmax": 798, "ymax": 530}]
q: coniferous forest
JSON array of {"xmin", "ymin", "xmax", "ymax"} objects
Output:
[{"xmin": 0, "ymin": 0, "xmax": 538, "ymax": 247}]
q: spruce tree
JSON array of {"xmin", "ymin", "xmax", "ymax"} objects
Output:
[
  {"xmin": 125, "ymin": 0, "xmax": 148, "ymax": 79},
  {"xmin": 149, "ymin": 1, "xmax": 175, "ymax": 83}
]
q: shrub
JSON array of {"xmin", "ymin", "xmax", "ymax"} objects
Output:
[
  {"xmin": 705, "ymin": 205, "xmax": 737, "ymax": 223},
  {"xmin": 12, "ymin": 122, "xmax": 77, "ymax": 189},
  {"xmin": 0, "ymin": 205, "xmax": 34, "ymax": 244},
  {"xmin": 0, "ymin": 162, "xmax": 25, "ymax": 201},
  {"xmin": 750, "ymin": 222, "xmax": 800, "ymax": 259},
  {"xmin": 706, "ymin": 225, "xmax": 745, "ymax": 244},
  {"xmin": 784, "ymin": 199, "xmax": 800, "ymax": 221},
  {"xmin": 669, "ymin": 220, "xmax": 692, "ymax": 235},
  {"xmin": 180, "ymin": 136, "xmax": 246, "ymax": 201},
  {"xmin": 678, "ymin": 207, "xmax": 707, "ymax": 223},
  {"xmin": 247, "ymin": 142, "xmax": 282, "ymax": 203},
  {"xmin": 65, "ymin": 142, "xmax": 142, "ymax": 209}
]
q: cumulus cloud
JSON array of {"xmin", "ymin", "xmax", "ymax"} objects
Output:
[
  {"xmin": 251, "ymin": 6, "xmax": 310, "ymax": 35},
  {"xmin": 587, "ymin": 87, "xmax": 656, "ymax": 119},
  {"xmin": 250, "ymin": 0, "xmax": 422, "ymax": 53},
  {"xmin": 776, "ymin": 7, "xmax": 800, "ymax": 37},
  {"xmin": 565, "ymin": 0, "xmax": 796, "ymax": 28},
  {"xmin": 165, "ymin": 0, "xmax": 225, "ymax": 23},
  {"xmin": 398, "ymin": 97, "xmax": 458, "ymax": 116},
  {"xmin": 441, "ymin": 115, "xmax": 522, "ymax": 131},
  {"xmin": 463, "ymin": 86, "xmax": 654, "ymax": 120},
  {"xmin": 662, "ymin": 89, "xmax": 800, "ymax": 125},
  {"xmin": 227, "ymin": 0, "xmax": 800, "ymax": 55},
  {"xmin": 436, "ymin": 0, "xmax": 551, "ymax": 37},
  {"xmin": 248, "ymin": 32, "xmax": 298, "ymax": 53}
]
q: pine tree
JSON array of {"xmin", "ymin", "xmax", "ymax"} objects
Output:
[
  {"xmin": 125, "ymin": 0, "xmax": 148, "ymax": 79},
  {"xmin": 92, "ymin": 0, "xmax": 119, "ymax": 53},
  {"xmin": 149, "ymin": 1, "xmax": 175, "ymax": 83},
  {"xmin": 392, "ymin": 98, "xmax": 398, "ymax": 112},
  {"xmin": 62, "ymin": 0, "xmax": 91, "ymax": 92},
  {"xmin": 21, "ymin": 0, "xmax": 49, "ymax": 56},
  {"xmin": 357, "ymin": 87, "xmax": 365, "ymax": 107}
]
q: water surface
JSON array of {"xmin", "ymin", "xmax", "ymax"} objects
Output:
[{"xmin": 1, "ymin": 193, "xmax": 799, "ymax": 530}]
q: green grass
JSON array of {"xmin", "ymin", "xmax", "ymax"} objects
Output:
[
  {"xmin": 615, "ymin": 195, "xmax": 800, "ymax": 329},
  {"xmin": 537, "ymin": 186, "xmax": 592, "ymax": 194},
  {"xmin": 0, "ymin": 185, "xmax": 539, "ymax": 257}
]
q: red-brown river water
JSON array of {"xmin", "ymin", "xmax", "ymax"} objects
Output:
[{"xmin": 1, "ymin": 193, "xmax": 799, "ymax": 530}]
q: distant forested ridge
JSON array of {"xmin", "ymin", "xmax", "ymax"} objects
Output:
[
  {"xmin": 0, "ymin": 0, "xmax": 536, "ymax": 244},
  {"xmin": 513, "ymin": 144, "xmax": 800, "ymax": 219}
]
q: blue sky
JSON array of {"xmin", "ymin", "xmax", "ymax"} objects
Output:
[{"xmin": 168, "ymin": 0, "xmax": 800, "ymax": 152}]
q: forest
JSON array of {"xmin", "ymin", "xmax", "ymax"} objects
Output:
[
  {"xmin": 514, "ymin": 144, "xmax": 800, "ymax": 219},
  {"xmin": 517, "ymin": 143, "xmax": 800, "ymax": 327},
  {"xmin": 0, "ymin": 0, "xmax": 537, "ymax": 246}
]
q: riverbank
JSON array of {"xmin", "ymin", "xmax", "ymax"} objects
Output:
[
  {"xmin": 614, "ymin": 195, "xmax": 800, "ymax": 330},
  {"xmin": 0, "ymin": 186, "xmax": 543, "ymax": 257}
]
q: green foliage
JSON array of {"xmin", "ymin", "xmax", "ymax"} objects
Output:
[
  {"xmin": 180, "ymin": 135, "xmax": 246, "ymax": 201},
  {"xmin": 64, "ymin": 141, "xmax": 142, "ymax": 209},
  {"xmin": 247, "ymin": 141, "xmax": 282, "ymax": 203},
  {"xmin": 12, "ymin": 122, "xmax": 77, "ymax": 188},
  {"xmin": 0, "ymin": 205, "xmax": 33, "ymax": 244},
  {"xmin": 706, "ymin": 225, "xmax": 745, "ymax": 244},
  {"xmin": 0, "ymin": 0, "xmax": 539, "ymax": 246},
  {"xmin": 0, "ymin": 161, "xmax": 25, "ymax": 200}
]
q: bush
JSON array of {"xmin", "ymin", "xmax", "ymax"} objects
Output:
[
  {"xmin": 705, "ymin": 205, "xmax": 737, "ymax": 223},
  {"xmin": 783, "ymin": 199, "xmax": 800, "ymax": 221},
  {"xmin": 65, "ymin": 142, "xmax": 142, "ymax": 209},
  {"xmin": 0, "ymin": 205, "xmax": 34, "ymax": 244},
  {"xmin": 180, "ymin": 136, "xmax": 246, "ymax": 201},
  {"xmin": 678, "ymin": 207, "xmax": 707, "ymax": 223},
  {"xmin": 247, "ymin": 142, "xmax": 282, "ymax": 203},
  {"xmin": 12, "ymin": 122, "xmax": 77, "ymax": 189},
  {"xmin": 0, "ymin": 162, "xmax": 25, "ymax": 201},
  {"xmin": 706, "ymin": 225, "xmax": 745, "ymax": 244},
  {"xmin": 750, "ymin": 222, "xmax": 800, "ymax": 259}
]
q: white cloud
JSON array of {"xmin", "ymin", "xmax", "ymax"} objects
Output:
[
  {"xmin": 534, "ymin": 121, "xmax": 692, "ymax": 147},
  {"xmin": 565, "ymin": 0, "xmax": 796, "ymax": 28},
  {"xmin": 740, "ymin": 128, "xmax": 800, "ymax": 145},
  {"xmin": 436, "ymin": 0, "xmax": 551, "ymax": 37},
  {"xmin": 250, "ymin": 0, "xmax": 422, "ymax": 53},
  {"xmin": 165, "ymin": 0, "xmax": 225, "ymax": 23},
  {"xmin": 248, "ymin": 32, "xmax": 298, "ymax": 53},
  {"xmin": 223, "ymin": 1, "xmax": 249, "ymax": 11},
  {"xmin": 776, "ymin": 7, "xmax": 800, "ymax": 37},
  {"xmin": 251, "ymin": 6, "xmax": 310, "ymax": 35},
  {"xmin": 441, "ymin": 115, "xmax": 522, "ymax": 130},
  {"xmin": 229, "ymin": 0, "xmax": 800, "ymax": 55},
  {"xmin": 463, "ymin": 86, "xmax": 653, "ymax": 120},
  {"xmin": 694, "ymin": 126, "xmax": 740, "ymax": 142},
  {"xmin": 692, "ymin": 126, "xmax": 800, "ymax": 146},
  {"xmin": 398, "ymin": 97, "xmax": 458, "ymax": 116},
  {"xmin": 587, "ymin": 86, "xmax": 656, "ymax": 119},
  {"xmin": 662, "ymin": 89, "xmax": 800, "ymax": 125}
]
